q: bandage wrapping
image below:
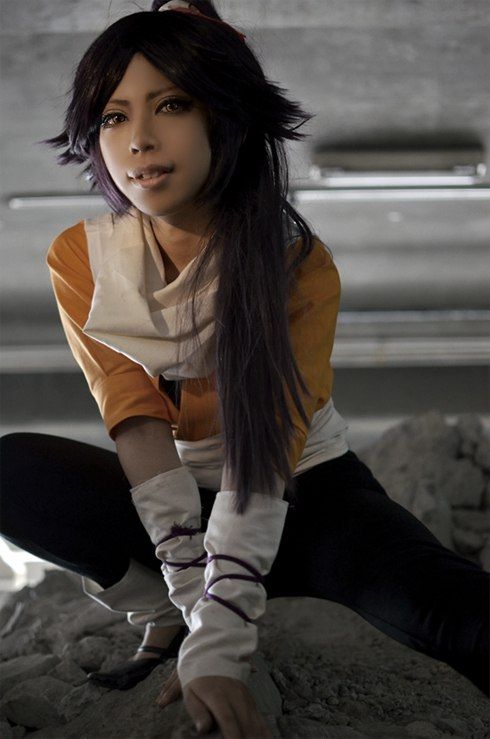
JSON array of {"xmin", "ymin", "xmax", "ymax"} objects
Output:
[
  {"xmin": 177, "ymin": 491, "xmax": 289, "ymax": 689},
  {"xmin": 130, "ymin": 465, "xmax": 207, "ymax": 630}
]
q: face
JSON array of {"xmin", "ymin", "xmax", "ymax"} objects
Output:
[{"xmin": 98, "ymin": 53, "xmax": 213, "ymax": 225}]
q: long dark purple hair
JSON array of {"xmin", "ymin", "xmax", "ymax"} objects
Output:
[{"xmin": 42, "ymin": 0, "xmax": 319, "ymax": 514}]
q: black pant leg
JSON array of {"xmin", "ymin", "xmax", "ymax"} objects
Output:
[
  {"xmin": 0, "ymin": 432, "xmax": 159, "ymax": 588},
  {"xmin": 265, "ymin": 450, "xmax": 490, "ymax": 696}
]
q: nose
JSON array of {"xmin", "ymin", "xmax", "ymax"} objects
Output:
[
  {"xmin": 130, "ymin": 140, "xmax": 155, "ymax": 153},
  {"xmin": 129, "ymin": 117, "xmax": 159, "ymax": 154}
]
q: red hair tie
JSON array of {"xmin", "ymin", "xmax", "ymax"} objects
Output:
[{"xmin": 158, "ymin": 1, "xmax": 247, "ymax": 43}]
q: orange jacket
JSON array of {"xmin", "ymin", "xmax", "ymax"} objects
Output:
[{"xmin": 46, "ymin": 220, "xmax": 341, "ymax": 473}]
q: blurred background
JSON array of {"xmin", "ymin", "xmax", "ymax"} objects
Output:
[{"xmin": 1, "ymin": 0, "xmax": 489, "ymax": 593}]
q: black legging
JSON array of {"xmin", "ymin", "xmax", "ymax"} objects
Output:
[{"xmin": 0, "ymin": 432, "xmax": 488, "ymax": 696}]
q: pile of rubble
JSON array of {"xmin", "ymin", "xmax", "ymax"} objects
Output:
[{"xmin": 0, "ymin": 411, "xmax": 488, "ymax": 738}]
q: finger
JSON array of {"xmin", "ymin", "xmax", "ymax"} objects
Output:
[
  {"xmin": 158, "ymin": 680, "xmax": 181, "ymax": 708},
  {"xmin": 156, "ymin": 670, "xmax": 181, "ymax": 706},
  {"xmin": 208, "ymin": 691, "xmax": 245, "ymax": 739},
  {"xmin": 160, "ymin": 673, "xmax": 178, "ymax": 695},
  {"xmin": 230, "ymin": 691, "xmax": 268, "ymax": 739},
  {"xmin": 184, "ymin": 686, "xmax": 216, "ymax": 735}
]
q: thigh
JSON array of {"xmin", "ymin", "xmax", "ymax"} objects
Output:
[
  {"xmin": 0, "ymin": 432, "xmax": 219, "ymax": 582},
  {"xmin": 0, "ymin": 432, "xmax": 158, "ymax": 579},
  {"xmin": 266, "ymin": 450, "xmax": 490, "ymax": 693}
]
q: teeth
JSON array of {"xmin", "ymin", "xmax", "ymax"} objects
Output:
[{"xmin": 138, "ymin": 171, "xmax": 164, "ymax": 180}]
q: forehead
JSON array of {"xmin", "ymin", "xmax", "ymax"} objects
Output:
[{"xmin": 108, "ymin": 53, "xmax": 181, "ymax": 102}]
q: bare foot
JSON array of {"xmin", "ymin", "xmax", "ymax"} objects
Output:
[{"xmin": 130, "ymin": 623, "xmax": 183, "ymax": 662}]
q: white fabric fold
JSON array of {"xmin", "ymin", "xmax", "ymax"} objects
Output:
[
  {"xmin": 177, "ymin": 491, "xmax": 289, "ymax": 688},
  {"xmin": 81, "ymin": 557, "xmax": 184, "ymax": 628},
  {"xmin": 130, "ymin": 465, "xmax": 207, "ymax": 630},
  {"xmin": 82, "ymin": 207, "xmax": 219, "ymax": 379}
]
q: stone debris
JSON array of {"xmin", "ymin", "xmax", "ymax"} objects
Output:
[
  {"xmin": 358, "ymin": 411, "xmax": 490, "ymax": 566},
  {"xmin": 1, "ymin": 411, "xmax": 489, "ymax": 738}
]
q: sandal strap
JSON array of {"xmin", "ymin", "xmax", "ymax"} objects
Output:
[
  {"xmin": 136, "ymin": 644, "xmax": 171, "ymax": 655},
  {"xmin": 136, "ymin": 625, "xmax": 188, "ymax": 656}
]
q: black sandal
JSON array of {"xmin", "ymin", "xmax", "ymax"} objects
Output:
[{"xmin": 86, "ymin": 625, "xmax": 189, "ymax": 691}]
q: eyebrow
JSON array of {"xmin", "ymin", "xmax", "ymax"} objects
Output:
[{"xmin": 105, "ymin": 85, "xmax": 182, "ymax": 107}]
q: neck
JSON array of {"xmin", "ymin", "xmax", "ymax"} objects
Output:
[{"xmin": 149, "ymin": 210, "xmax": 214, "ymax": 273}]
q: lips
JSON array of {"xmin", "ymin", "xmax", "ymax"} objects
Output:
[{"xmin": 128, "ymin": 164, "xmax": 173, "ymax": 180}]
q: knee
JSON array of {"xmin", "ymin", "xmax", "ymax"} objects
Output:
[
  {"xmin": 1, "ymin": 432, "xmax": 37, "ymax": 452},
  {"xmin": 0, "ymin": 433, "xmax": 34, "ymax": 530}
]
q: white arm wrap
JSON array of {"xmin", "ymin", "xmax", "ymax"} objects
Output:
[
  {"xmin": 177, "ymin": 490, "xmax": 289, "ymax": 689},
  {"xmin": 130, "ymin": 465, "xmax": 206, "ymax": 631}
]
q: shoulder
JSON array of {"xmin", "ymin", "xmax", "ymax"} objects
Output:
[
  {"xmin": 287, "ymin": 234, "xmax": 336, "ymax": 285},
  {"xmin": 288, "ymin": 234, "xmax": 334, "ymax": 273},
  {"xmin": 45, "ymin": 220, "xmax": 87, "ymax": 268},
  {"xmin": 287, "ymin": 235, "xmax": 339, "ymax": 307},
  {"xmin": 45, "ymin": 210, "xmax": 116, "ymax": 270}
]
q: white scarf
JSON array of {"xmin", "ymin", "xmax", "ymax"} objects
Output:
[{"xmin": 82, "ymin": 207, "xmax": 219, "ymax": 380}]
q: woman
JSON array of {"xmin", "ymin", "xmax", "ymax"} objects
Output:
[{"xmin": 1, "ymin": 1, "xmax": 488, "ymax": 737}]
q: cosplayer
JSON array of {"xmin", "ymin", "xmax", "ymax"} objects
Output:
[{"xmin": 1, "ymin": 2, "xmax": 488, "ymax": 737}]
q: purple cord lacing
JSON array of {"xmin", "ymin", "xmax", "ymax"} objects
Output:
[
  {"xmin": 204, "ymin": 554, "xmax": 264, "ymax": 623},
  {"xmin": 156, "ymin": 523, "xmax": 207, "ymax": 570},
  {"xmin": 156, "ymin": 523, "xmax": 263, "ymax": 623}
]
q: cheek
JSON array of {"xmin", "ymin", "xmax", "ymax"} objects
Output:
[
  {"xmin": 188, "ymin": 131, "xmax": 212, "ymax": 179},
  {"xmin": 99, "ymin": 137, "xmax": 124, "ymax": 182}
]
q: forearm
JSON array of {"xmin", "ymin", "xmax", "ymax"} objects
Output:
[
  {"xmin": 116, "ymin": 416, "xmax": 206, "ymax": 631},
  {"xmin": 114, "ymin": 416, "xmax": 182, "ymax": 487}
]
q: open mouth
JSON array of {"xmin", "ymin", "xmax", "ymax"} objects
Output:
[{"xmin": 130, "ymin": 171, "xmax": 172, "ymax": 189}]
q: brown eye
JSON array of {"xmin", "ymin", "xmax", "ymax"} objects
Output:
[
  {"xmin": 100, "ymin": 112, "xmax": 125, "ymax": 128},
  {"xmin": 157, "ymin": 97, "xmax": 193, "ymax": 114}
]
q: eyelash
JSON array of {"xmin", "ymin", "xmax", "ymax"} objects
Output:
[{"xmin": 99, "ymin": 96, "xmax": 193, "ymax": 129}]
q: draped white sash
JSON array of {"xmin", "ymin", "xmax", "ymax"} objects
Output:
[{"xmin": 82, "ymin": 207, "xmax": 219, "ymax": 380}]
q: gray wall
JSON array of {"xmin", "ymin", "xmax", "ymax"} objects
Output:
[{"xmin": 1, "ymin": 0, "xmax": 489, "ymax": 449}]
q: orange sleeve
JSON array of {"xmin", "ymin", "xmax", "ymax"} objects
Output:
[
  {"xmin": 45, "ymin": 221, "xmax": 179, "ymax": 440},
  {"xmin": 281, "ymin": 236, "xmax": 341, "ymax": 473}
]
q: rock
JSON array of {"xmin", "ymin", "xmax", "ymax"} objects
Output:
[
  {"xmin": 0, "ymin": 720, "xmax": 14, "ymax": 738},
  {"xmin": 404, "ymin": 719, "xmax": 441, "ymax": 737},
  {"xmin": 278, "ymin": 715, "xmax": 364, "ymax": 737},
  {"xmin": 23, "ymin": 664, "xmax": 219, "ymax": 738},
  {"xmin": 58, "ymin": 682, "xmax": 107, "ymax": 724},
  {"xmin": 455, "ymin": 413, "xmax": 485, "ymax": 458},
  {"xmin": 361, "ymin": 723, "xmax": 413, "ymax": 737},
  {"xmin": 358, "ymin": 412, "xmax": 487, "ymax": 547},
  {"xmin": 452, "ymin": 526, "xmax": 485, "ymax": 554},
  {"xmin": 434, "ymin": 716, "xmax": 473, "ymax": 735},
  {"xmin": 60, "ymin": 635, "xmax": 111, "ymax": 672},
  {"xmin": 16, "ymin": 570, "xmax": 81, "ymax": 602},
  {"xmin": 475, "ymin": 435, "xmax": 490, "ymax": 472},
  {"xmin": 0, "ymin": 721, "xmax": 26, "ymax": 738},
  {"xmin": 2, "ymin": 411, "xmax": 490, "ymax": 738},
  {"xmin": 483, "ymin": 479, "xmax": 490, "ymax": 510},
  {"xmin": 248, "ymin": 652, "xmax": 282, "ymax": 717},
  {"xmin": 0, "ymin": 601, "xmax": 25, "ymax": 638},
  {"xmin": 0, "ymin": 624, "xmax": 46, "ymax": 662},
  {"xmin": 0, "ymin": 676, "xmax": 72, "ymax": 728},
  {"xmin": 0, "ymin": 654, "xmax": 59, "ymax": 700},
  {"xmin": 478, "ymin": 539, "xmax": 490, "ymax": 571},
  {"xmin": 0, "ymin": 559, "xmax": 15, "ymax": 583},
  {"xmin": 452, "ymin": 509, "xmax": 490, "ymax": 533},
  {"xmin": 45, "ymin": 657, "xmax": 88, "ymax": 687},
  {"xmin": 437, "ymin": 458, "xmax": 485, "ymax": 508}
]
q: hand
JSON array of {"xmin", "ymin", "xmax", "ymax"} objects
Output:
[
  {"xmin": 156, "ymin": 665, "xmax": 182, "ymax": 708},
  {"xmin": 182, "ymin": 675, "xmax": 273, "ymax": 738},
  {"xmin": 155, "ymin": 662, "xmax": 258, "ymax": 709}
]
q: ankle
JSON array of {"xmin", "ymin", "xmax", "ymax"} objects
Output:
[{"xmin": 142, "ymin": 623, "xmax": 182, "ymax": 647}]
